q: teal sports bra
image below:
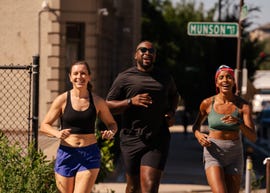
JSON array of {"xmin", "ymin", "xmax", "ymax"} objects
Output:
[{"xmin": 208, "ymin": 97, "xmax": 240, "ymax": 131}]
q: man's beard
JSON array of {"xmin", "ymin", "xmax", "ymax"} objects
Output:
[{"xmin": 138, "ymin": 60, "xmax": 153, "ymax": 71}]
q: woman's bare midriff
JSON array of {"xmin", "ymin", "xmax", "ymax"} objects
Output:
[
  {"xmin": 60, "ymin": 134, "xmax": 97, "ymax": 147},
  {"xmin": 209, "ymin": 130, "xmax": 240, "ymax": 140}
]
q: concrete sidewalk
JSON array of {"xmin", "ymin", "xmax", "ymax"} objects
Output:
[
  {"xmin": 93, "ymin": 183, "xmax": 212, "ymax": 193},
  {"xmin": 93, "ymin": 182, "xmax": 266, "ymax": 193}
]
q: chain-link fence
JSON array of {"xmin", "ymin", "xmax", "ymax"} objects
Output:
[{"xmin": 0, "ymin": 64, "xmax": 32, "ymax": 154}]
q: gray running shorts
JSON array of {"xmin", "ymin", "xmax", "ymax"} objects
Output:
[{"xmin": 203, "ymin": 137, "xmax": 243, "ymax": 175}]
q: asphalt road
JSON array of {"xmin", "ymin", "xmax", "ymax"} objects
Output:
[{"xmin": 161, "ymin": 131, "xmax": 207, "ymax": 185}]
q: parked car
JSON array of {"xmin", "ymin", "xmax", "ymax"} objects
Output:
[
  {"xmin": 252, "ymin": 70, "xmax": 270, "ymax": 113},
  {"xmin": 252, "ymin": 89, "xmax": 270, "ymax": 113},
  {"xmin": 257, "ymin": 107, "xmax": 270, "ymax": 139}
]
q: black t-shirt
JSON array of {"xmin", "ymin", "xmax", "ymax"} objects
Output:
[{"xmin": 107, "ymin": 66, "xmax": 178, "ymax": 138}]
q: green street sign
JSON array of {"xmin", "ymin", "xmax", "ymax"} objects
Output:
[
  {"xmin": 187, "ymin": 22, "xmax": 239, "ymax": 37},
  {"xmin": 240, "ymin": 4, "xmax": 248, "ymax": 21}
]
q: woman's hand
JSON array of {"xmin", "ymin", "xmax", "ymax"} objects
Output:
[
  {"xmin": 56, "ymin": 129, "xmax": 71, "ymax": 139},
  {"xmin": 101, "ymin": 130, "xmax": 115, "ymax": 140},
  {"xmin": 221, "ymin": 115, "xmax": 239, "ymax": 124},
  {"xmin": 195, "ymin": 131, "xmax": 211, "ymax": 147}
]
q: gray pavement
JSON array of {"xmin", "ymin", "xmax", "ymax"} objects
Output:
[
  {"xmin": 39, "ymin": 125, "xmax": 267, "ymax": 193},
  {"xmin": 93, "ymin": 183, "xmax": 211, "ymax": 193}
]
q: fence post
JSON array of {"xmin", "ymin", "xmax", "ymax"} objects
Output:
[
  {"xmin": 264, "ymin": 158, "xmax": 270, "ymax": 193},
  {"xmin": 245, "ymin": 156, "xmax": 252, "ymax": 193},
  {"xmin": 32, "ymin": 55, "xmax": 40, "ymax": 150}
]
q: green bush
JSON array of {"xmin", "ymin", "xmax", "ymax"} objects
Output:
[
  {"xmin": 95, "ymin": 119, "xmax": 116, "ymax": 183},
  {"xmin": 0, "ymin": 132, "xmax": 56, "ymax": 193},
  {"xmin": 0, "ymin": 123, "xmax": 116, "ymax": 192}
]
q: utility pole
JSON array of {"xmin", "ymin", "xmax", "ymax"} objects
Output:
[
  {"xmin": 218, "ymin": 0, "xmax": 221, "ymax": 21},
  {"xmin": 236, "ymin": 0, "xmax": 244, "ymax": 96}
]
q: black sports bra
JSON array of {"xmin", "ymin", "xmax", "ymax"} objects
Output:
[{"xmin": 60, "ymin": 90, "xmax": 96, "ymax": 134}]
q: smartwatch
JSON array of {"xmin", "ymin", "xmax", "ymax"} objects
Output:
[{"xmin": 127, "ymin": 98, "xmax": 132, "ymax": 106}]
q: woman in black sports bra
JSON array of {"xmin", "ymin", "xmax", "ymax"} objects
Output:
[
  {"xmin": 192, "ymin": 65, "xmax": 256, "ymax": 193},
  {"xmin": 40, "ymin": 61, "xmax": 118, "ymax": 193}
]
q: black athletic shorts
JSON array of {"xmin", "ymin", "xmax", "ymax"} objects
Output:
[{"xmin": 120, "ymin": 129, "xmax": 170, "ymax": 175}]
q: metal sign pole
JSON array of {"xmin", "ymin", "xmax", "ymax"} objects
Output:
[{"xmin": 32, "ymin": 55, "xmax": 40, "ymax": 150}]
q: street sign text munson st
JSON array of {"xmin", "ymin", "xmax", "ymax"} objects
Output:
[{"xmin": 187, "ymin": 22, "xmax": 239, "ymax": 37}]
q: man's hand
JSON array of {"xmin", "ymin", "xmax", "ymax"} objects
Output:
[
  {"xmin": 165, "ymin": 111, "xmax": 175, "ymax": 127},
  {"xmin": 131, "ymin": 93, "xmax": 152, "ymax": 108}
]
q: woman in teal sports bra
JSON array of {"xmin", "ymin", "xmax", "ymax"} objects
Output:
[{"xmin": 192, "ymin": 65, "xmax": 257, "ymax": 193}]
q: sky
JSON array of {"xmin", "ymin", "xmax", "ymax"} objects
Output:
[{"xmin": 172, "ymin": 0, "xmax": 270, "ymax": 30}]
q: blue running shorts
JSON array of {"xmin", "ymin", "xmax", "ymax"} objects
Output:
[{"xmin": 55, "ymin": 143, "xmax": 101, "ymax": 177}]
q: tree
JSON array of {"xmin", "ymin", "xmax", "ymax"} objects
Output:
[{"xmin": 142, "ymin": 0, "xmax": 263, "ymax": 112}]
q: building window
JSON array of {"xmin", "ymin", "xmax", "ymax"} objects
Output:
[{"xmin": 65, "ymin": 22, "xmax": 85, "ymax": 90}]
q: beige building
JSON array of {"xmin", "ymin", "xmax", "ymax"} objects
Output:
[
  {"xmin": 0, "ymin": 0, "xmax": 141, "ymax": 122},
  {"xmin": 249, "ymin": 23, "xmax": 270, "ymax": 42}
]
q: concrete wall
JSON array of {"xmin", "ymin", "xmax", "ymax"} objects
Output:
[{"xmin": 0, "ymin": 0, "xmax": 141, "ymax": 126}]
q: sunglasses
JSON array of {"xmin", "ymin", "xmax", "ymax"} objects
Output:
[
  {"xmin": 216, "ymin": 65, "xmax": 233, "ymax": 73},
  {"xmin": 136, "ymin": 47, "xmax": 155, "ymax": 54},
  {"xmin": 217, "ymin": 65, "xmax": 231, "ymax": 71}
]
